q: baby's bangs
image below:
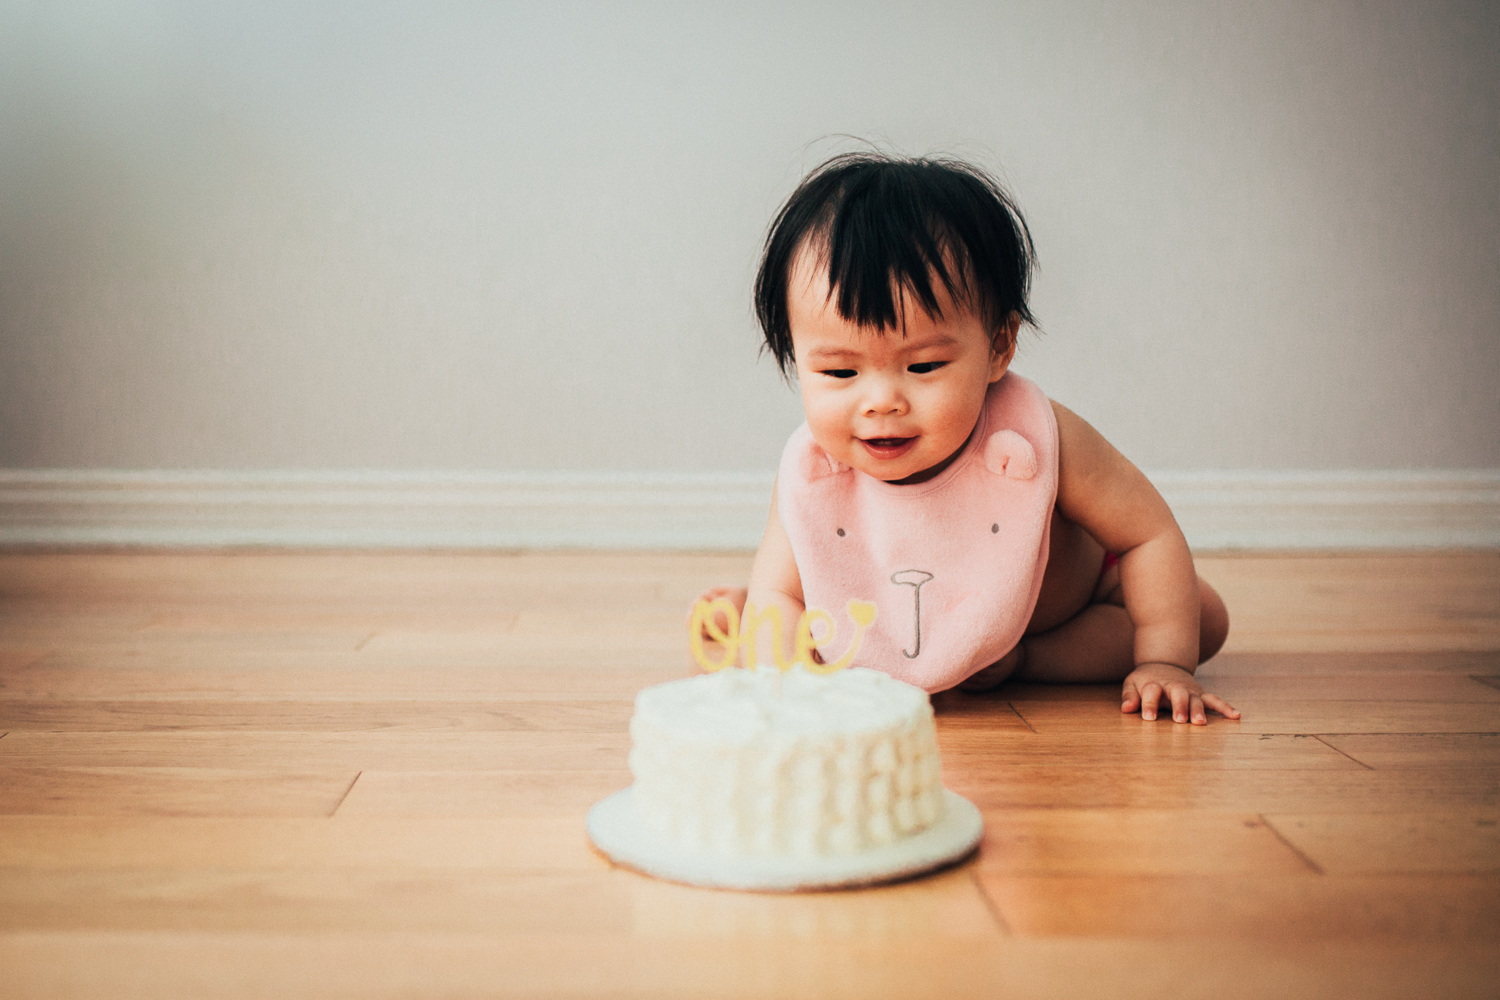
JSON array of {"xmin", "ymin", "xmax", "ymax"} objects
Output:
[
  {"xmin": 817, "ymin": 159, "xmax": 1026, "ymax": 336},
  {"xmin": 819, "ymin": 207, "xmax": 977, "ymax": 333}
]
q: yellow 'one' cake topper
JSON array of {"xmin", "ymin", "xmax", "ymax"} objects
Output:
[{"xmin": 689, "ymin": 598, "xmax": 877, "ymax": 675}]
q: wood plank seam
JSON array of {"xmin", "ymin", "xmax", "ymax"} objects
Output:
[
  {"xmin": 1005, "ymin": 702, "xmax": 1038, "ymax": 732},
  {"xmin": 1312, "ymin": 736, "xmax": 1375, "ymax": 770},
  {"xmin": 967, "ymin": 868, "xmax": 1013, "ymax": 936},
  {"xmin": 330, "ymin": 772, "xmax": 362, "ymax": 817},
  {"xmin": 1257, "ymin": 815, "xmax": 1326, "ymax": 874}
]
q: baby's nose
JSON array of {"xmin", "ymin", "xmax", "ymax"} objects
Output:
[{"xmin": 862, "ymin": 380, "xmax": 908, "ymax": 415}]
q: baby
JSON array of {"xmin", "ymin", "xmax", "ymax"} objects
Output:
[{"xmin": 698, "ymin": 152, "xmax": 1237, "ymax": 726}]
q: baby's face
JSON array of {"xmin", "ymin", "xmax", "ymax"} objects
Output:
[{"xmin": 787, "ymin": 255, "xmax": 1012, "ymax": 484}]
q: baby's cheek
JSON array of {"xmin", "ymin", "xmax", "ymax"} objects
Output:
[
  {"xmin": 928, "ymin": 395, "xmax": 985, "ymax": 450},
  {"xmin": 804, "ymin": 412, "xmax": 851, "ymax": 455}
]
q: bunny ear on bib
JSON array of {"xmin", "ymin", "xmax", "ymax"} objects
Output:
[
  {"xmin": 797, "ymin": 437, "xmax": 849, "ymax": 481},
  {"xmin": 982, "ymin": 430, "xmax": 1038, "ymax": 480}
]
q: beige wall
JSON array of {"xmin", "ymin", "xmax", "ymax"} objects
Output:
[{"xmin": 1, "ymin": 0, "xmax": 1496, "ymax": 474}]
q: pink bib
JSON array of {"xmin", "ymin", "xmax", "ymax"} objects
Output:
[{"xmin": 777, "ymin": 372, "xmax": 1058, "ymax": 692}]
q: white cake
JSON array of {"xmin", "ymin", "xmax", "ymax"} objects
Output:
[{"xmin": 627, "ymin": 666, "xmax": 946, "ymax": 858}]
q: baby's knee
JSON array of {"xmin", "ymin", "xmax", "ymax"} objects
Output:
[{"xmin": 1197, "ymin": 577, "xmax": 1229, "ymax": 663}]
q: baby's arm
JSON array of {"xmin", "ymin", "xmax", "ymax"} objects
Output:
[
  {"xmin": 689, "ymin": 483, "xmax": 807, "ymax": 669},
  {"xmin": 740, "ymin": 485, "xmax": 810, "ymax": 667},
  {"xmin": 1052, "ymin": 402, "xmax": 1239, "ymax": 724}
]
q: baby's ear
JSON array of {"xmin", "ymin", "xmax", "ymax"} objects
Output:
[
  {"xmin": 983, "ymin": 430, "xmax": 1037, "ymax": 480},
  {"xmin": 797, "ymin": 438, "xmax": 848, "ymax": 481}
]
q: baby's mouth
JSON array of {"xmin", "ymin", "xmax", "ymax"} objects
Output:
[{"xmin": 860, "ymin": 436, "xmax": 916, "ymax": 458}]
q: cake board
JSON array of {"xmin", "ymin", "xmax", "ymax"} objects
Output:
[{"xmin": 586, "ymin": 787, "xmax": 983, "ymax": 892}]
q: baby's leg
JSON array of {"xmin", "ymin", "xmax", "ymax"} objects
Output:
[
  {"xmin": 1012, "ymin": 601, "xmax": 1135, "ymax": 683},
  {"xmin": 1014, "ymin": 574, "xmax": 1229, "ymax": 684},
  {"xmin": 959, "ymin": 571, "xmax": 1228, "ymax": 690}
]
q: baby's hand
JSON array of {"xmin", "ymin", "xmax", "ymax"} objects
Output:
[
  {"xmin": 1121, "ymin": 662, "xmax": 1240, "ymax": 725},
  {"xmin": 687, "ymin": 586, "xmax": 748, "ymax": 636},
  {"xmin": 686, "ymin": 587, "xmax": 747, "ymax": 673}
]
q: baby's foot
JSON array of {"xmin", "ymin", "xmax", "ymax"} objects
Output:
[{"xmin": 957, "ymin": 641, "xmax": 1027, "ymax": 692}]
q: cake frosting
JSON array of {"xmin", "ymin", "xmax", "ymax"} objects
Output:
[{"xmin": 627, "ymin": 666, "xmax": 946, "ymax": 857}]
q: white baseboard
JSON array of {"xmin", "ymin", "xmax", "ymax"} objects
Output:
[
  {"xmin": 1150, "ymin": 470, "xmax": 1500, "ymax": 550},
  {"xmin": 0, "ymin": 468, "xmax": 1496, "ymax": 550}
]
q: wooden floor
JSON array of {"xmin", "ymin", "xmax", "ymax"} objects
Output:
[{"xmin": 1, "ymin": 550, "xmax": 1497, "ymax": 999}]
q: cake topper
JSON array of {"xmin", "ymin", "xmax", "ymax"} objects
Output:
[{"xmin": 689, "ymin": 598, "xmax": 877, "ymax": 674}]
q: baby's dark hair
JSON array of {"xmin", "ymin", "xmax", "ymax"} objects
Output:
[{"xmin": 753, "ymin": 152, "xmax": 1037, "ymax": 376}]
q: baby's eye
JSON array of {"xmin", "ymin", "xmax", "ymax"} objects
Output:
[
  {"xmin": 908, "ymin": 361, "xmax": 948, "ymax": 374},
  {"xmin": 820, "ymin": 369, "xmax": 857, "ymax": 379}
]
